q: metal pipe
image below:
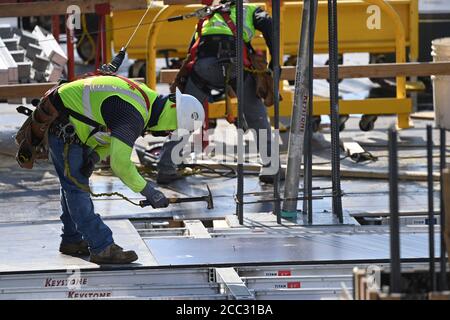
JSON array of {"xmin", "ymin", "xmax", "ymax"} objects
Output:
[
  {"xmin": 146, "ymin": 5, "xmax": 177, "ymax": 89},
  {"xmin": 440, "ymin": 128, "xmax": 448, "ymax": 290},
  {"xmin": 236, "ymin": 0, "xmax": 245, "ymax": 225},
  {"xmin": 65, "ymin": 15, "xmax": 75, "ymax": 81},
  {"xmin": 388, "ymin": 127, "xmax": 401, "ymax": 294},
  {"xmin": 328, "ymin": 0, "xmax": 343, "ymax": 222},
  {"xmin": 282, "ymin": 0, "xmax": 312, "ymax": 217},
  {"xmin": 427, "ymin": 125, "xmax": 436, "ymax": 292},
  {"xmin": 52, "ymin": 0, "xmax": 60, "ymax": 42},
  {"xmin": 272, "ymin": 0, "xmax": 281, "ymax": 224}
]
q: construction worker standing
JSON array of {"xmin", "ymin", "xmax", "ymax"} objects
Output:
[
  {"xmin": 157, "ymin": 0, "xmax": 279, "ymax": 184},
  {"xmin": 18, "ymin": 75, "xmax": 204, "ymax": 264}
]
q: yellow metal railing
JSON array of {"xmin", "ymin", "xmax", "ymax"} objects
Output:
[
  {"xmin": 141, "ymin": 0, "xmax": 418, "ymax": 129},
  {"xmin": 146, "ymin": 5, "xmax": 178, "ymax": 89}
]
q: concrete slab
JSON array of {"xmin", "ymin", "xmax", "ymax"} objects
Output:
[{"xmin": 0, "ymin": 219, "xmax": 157, "ymax": 273}]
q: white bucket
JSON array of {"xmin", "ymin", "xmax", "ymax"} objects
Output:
[{"xmin": 431, "ymin": 37, "xmax": 450, "ymax": 129}]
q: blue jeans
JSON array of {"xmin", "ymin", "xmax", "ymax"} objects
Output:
[
  {"xmin": 48, "ymin": 133, "xmax": 113, "ymax": 254},
  {"xmin": 157, "ymin": 57, "xmax": 272, "ymax": 173}
]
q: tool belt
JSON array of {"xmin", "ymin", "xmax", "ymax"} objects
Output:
[
  {"xmin": 197, "ymin": 35, "xmax": 236, "ymax": 59},
  {"xmin": 248, "ymin": 51, "xmax": 276, "ymax": 107},
  {"xmin": 15, "ymin": 90, "xmax": 106, "ymax": 169},
  {"xmin": 49, "ymin": 118, "xmax": 82, "ymax": 145},
  {"xmin": 170, "ymin": 37, "xmax": 239, "ymax": 93},
  {"xmin": 170, "ymin": 53, "xmax": 192, "ymax": 93},
  {"xmin": 15, "ymin": 98, "xmax": 60, "ymax": 169}
]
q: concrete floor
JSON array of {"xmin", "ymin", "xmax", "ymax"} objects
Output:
[
  {"xmin": 1, "ymin": 102, "xmax": 448, "ymax": 225},
  {"xmin": 0, "ymin": 37, "xmax": 449, "ymax": 225}
]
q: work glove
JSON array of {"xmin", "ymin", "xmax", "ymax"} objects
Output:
[
  {"xmin": 80, "ymin": 151, "xmax": 100, "ymax": 178},
  {"xmin": 140, "ymin": 183, "xmax": 169, "ymax": 208}
]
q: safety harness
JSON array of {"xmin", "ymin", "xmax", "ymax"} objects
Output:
[
  {"xmin": 186, "ymin": 8, "xmax": 252, "ymax": 72},
  {"xmin": 77, "ymin": 72, "xmax": 151, "ymax": 111}
]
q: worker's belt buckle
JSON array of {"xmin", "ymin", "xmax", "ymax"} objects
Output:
[
  {"xmin": 55, "ymin": 123, "xmax": 79, "ymax": 144},
  {"xmin": 61, "ymin": 123, "xmax": 75, "ymax": 138}
]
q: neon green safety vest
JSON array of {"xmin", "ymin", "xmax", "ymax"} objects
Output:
[
  {"xmin": 199, "ymin": 4, "xmax": 258, "ymax": 43},
  {"xmin": 57, "ymin": 76, "xmax": 177, "ymax": 150}
]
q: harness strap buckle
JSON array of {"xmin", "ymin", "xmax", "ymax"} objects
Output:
[{"xmin": 61, "ymin": 123, "xmax": 76, "ymax": 138}]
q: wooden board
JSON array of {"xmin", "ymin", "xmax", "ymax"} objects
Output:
[
  {"xmin": 162, "ymin": 0, "xmax": 298, "ymax": 3},
  {"xmin": 411, "ymin": 111, "xmax": 435, "ymax": 120},
  {"xmin": 0, "ymin": 78, "xmax": 145, "ymax": 99},
  {"xmin": 159, "ymin": 62, "xmax": 450, "ymax": 83},
  {"xmin": 0, "ymin": 0, "xmax": 148, "ymax": 17},
  {"xmin": 183, "ymin": 220, "xmax": 211, "ymax": 238},
  {"xmin": 193, "ymin": 160, "xmax": 440, "ymax": 182}
]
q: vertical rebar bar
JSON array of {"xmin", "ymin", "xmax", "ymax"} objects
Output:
[
  {"xmin": 303, "ymin": 0, "xmax": 318, "ymax": 225},
  {"xmin": 327, "ymin": 0, "xmax": 343, "ymax": 223},
  {"xmin": 236, "ymin": 0, "xmax": 244, "ymax": 225},
  {"xmin": 282, "ymin": 0, "xmax": 312, "ymax": 216},
  {"xmin": 388, "ymin": 128, "xmax": 401, "ymax": 294},
  {"xmin": 440, "ymin": 128, "xmax": 448, "ymax": 290},
  {"xmin": 272, "ymin": 0, "xmax": 281, "ymax": 224},
  {"xmin": 427, "ymin": 125, "xmax": 436, "ymax": 292},
  {"xmin": 65, "ymin": 18, "xmax": 75, "ymax": 81}
]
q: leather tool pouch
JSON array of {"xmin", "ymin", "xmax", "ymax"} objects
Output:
[
  {"xmin": 249, "ymin": 52, "xmax": 275, "ymax": 107},
  {"xmin": 15, "ymin": 99, "xmax": 60, "ymax": 169},
  {"xmin": 170, "ymin": 54, "xmax": 192, "ymax": 93}
]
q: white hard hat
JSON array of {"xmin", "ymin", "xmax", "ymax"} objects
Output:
[{"xmin": 175, "ymin": 88, "xmax": 205, "ymax": 133}]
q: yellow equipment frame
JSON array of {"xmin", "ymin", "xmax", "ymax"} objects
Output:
[{"xmin": 111, "ymin": 0, "xmax": 419, "ymax": 129}]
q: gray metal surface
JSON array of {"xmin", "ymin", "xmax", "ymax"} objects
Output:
[
  {"xmin": 146, "ymin": 233, "xmax": 441, "ymax": 267},
  {"xmin": 0, "ymin": 220, "xmax": 156, "ymax": 273},
  {"xmin": 215, "ymin": 267, "xmax": 254, "ymax": 300},
  {"xmin": 0, "ymin": 267, "xmax": 220, "ymax": 299}
]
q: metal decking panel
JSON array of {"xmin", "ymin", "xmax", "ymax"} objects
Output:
[
  {"xmin": 146, "ymin": 233, "xmax": 440, "ymax": 267},
  {"xmin": 0, "ymin": 220, "xmax": 157, "ymax": 273}
]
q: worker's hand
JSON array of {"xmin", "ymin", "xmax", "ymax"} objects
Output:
[
  {"xmin": 140, "ymin": 184, "xmax": 169, "ymax": 208},
  {"xmin": 80, "ymin": 151, "xmax": 100, "ymax": 178}
]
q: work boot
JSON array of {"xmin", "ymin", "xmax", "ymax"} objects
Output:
[
  {"xmin": 156, "ymin": 170, "xmax": 183, "ymax": 185},
  {"xmin": 259, "ymin": 166, "xmax": 285, "ymax": 184},
  {"xmin": 90, "ymin": 243, "xmax": 138, "ymax": 265},
  {"xmin": 59, "ymin": 240, "xmax": 90, "ymax": 257}
]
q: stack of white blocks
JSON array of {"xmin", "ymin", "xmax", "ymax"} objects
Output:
[
  {"xmin": 0, "ymin": 38, "xmax": 18, "ymax": 85},
  {"xmin": 32, "ymin": 26, "xmax": 67, "ymax": 82},
  {"xmin": 0, "ymin": 24, "xmax": 67, "ymax": 86}
]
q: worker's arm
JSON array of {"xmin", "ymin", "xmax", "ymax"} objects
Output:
[
  {"xmin": 253, "ymin": 7, "xmax": 273, "ymax": 59},
  {"xmin": 109, "ymin": 137, "xmax": 146, "ymax": 192},
  {"xmin": 101, "ymin": 96, "xmax": 168, "ymax": 208}
]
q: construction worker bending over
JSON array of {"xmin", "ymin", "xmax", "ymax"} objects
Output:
[
  {"xmin": 16, "ymin": 75, "xmax": 204, "ymax": 264},
  {"xmin": 158, "ymin": 0, "xmax": 280, "ymax": 184}
]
